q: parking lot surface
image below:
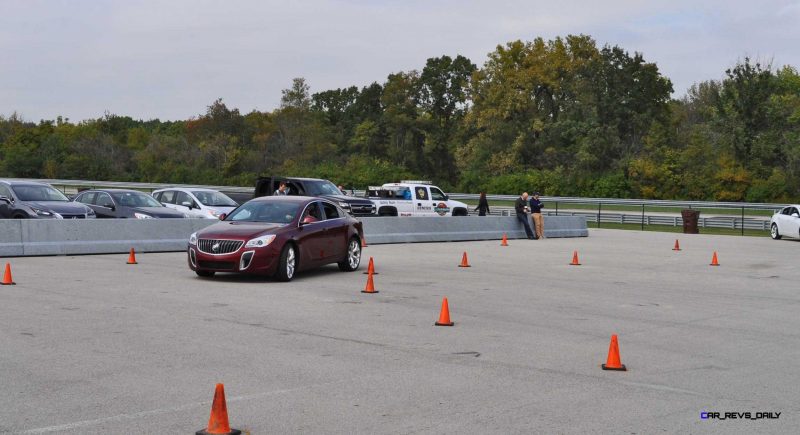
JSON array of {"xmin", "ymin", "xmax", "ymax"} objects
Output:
[{"xmin": 1, "ymin": 229, "xmax": 798, "ymax": 434}]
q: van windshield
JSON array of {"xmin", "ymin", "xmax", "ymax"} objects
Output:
[{"xmin": 305, "ymin": 180, "xmax": 342, "ymax": 196}]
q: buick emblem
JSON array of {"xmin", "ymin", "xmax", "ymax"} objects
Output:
[{"xmin": 212, "ymin": 242, "xmax": 220, "ymax": 253}]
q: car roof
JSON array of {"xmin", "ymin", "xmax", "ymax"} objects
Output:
[
  {"xmin": 152, "ymin": 187, "xmax": 221, "ymax": 193},
  {"xmin": 79, "ymin": 189, "xmax": 151, "ymax": 194},
  {"xmin": 250, "ymin": 195, "xmax": 322, "ymax": 204},
  {"xmin": 0, "ymin": 180, "xmax": 52, "ymax": 187}
]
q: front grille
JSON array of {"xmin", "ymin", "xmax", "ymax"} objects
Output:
[
  {"xmin": 197, "ymin": 239, "xmax": 244, "ymax": 255},
  {"xmin": 198, "ymin": 260, "xmax": 236, "ymax": 270},
  {"xmin": 350, "ymin": 204, "xmax": 375, "ymax": 215},
  {"xmin": 60, "ymin": 214, "xmax": 86, "ymax": 219}
]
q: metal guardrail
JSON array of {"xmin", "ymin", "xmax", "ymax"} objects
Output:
[{"xmin": 9, "ymin": 178, "xmax": 781, "ymax": 233}]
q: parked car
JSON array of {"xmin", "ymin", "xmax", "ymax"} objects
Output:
[
  {"xmin": 254, "ymin": 176, "xmax": 376, "ymax": 217},
  {"xmin": 188, "ymin": 196, "xmax": 363, "ymax": 281},
  {"xmin": 152, "ymin": 188, "xmax": 238, "ymax": 219},
  {"xmin": 73, "ymin": 189, "xmax": 186, "ymax": 219},
  {"xmin": 770, "ymin": 205, "xmax": 800, "ymax": 240},
  {"xmin": 0, "ymin": 180, "xmax": 96, "ymax": 219}
]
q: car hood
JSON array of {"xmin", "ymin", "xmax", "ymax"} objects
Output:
[
  {"xmin": 197, "ymin": 222, "xmax": 288, "ymax": 240},
  {"xmin": 131, "ymin": 207, "xmax": 186, "ymax": 218},
  {"xmin": 320, "ymin": 194, "xmax": 373, "ymax": 204},
  {"xmin": 31, "ymin": 201, "xmax": 91, "ymax": 214}
]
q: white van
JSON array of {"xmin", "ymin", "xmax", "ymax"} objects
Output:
[{"xmin": 152, "ymin": 188, "xmax": 239, "ymax": 219}]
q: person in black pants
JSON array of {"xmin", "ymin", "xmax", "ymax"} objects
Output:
[
  {"xmin": 475, "ymin": 192, "xmax": 490, "ymax": 216},
  {"xmin": 514, "ymin": 192, "xmax": 536, "ymax": 239}
]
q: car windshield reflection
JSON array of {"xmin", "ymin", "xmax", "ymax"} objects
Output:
[
  {"xmin": 226, "ymin": 200, "xmax": 298, "ymax": 224},
  {"xmin": 192, "ymin": 191, "xmax": 237, "ymax": 207},
  {"xmin": 111, "ymin": 192, "xmax": 163, "ymax": 208},
  {"xmin": 12, "ymin": 185, "xmax": 69, "ymax": 202}
]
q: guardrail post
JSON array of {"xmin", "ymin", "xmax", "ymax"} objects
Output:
[
  {"xmin": 597, "ymin": 202, "xmax": 601, "ymax": 228},
  {"xmin": 741, "ymin": 206, "xmax": 745, "ymax": 236},
  {"xmin": 641, "ymin": 204, "xmax": 645, "ymax": 231},
  {"xmin": 555, "ymin": 202, "xmax": 558, "ymax": 216}
]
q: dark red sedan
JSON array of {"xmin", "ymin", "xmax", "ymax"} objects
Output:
[{"xmin": 188, "ymin": 196, "xmax": 363, "ymax": 281}]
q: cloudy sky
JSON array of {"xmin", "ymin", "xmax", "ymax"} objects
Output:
[{"xmin": 2, "ymin": 0, "xmax": 799, "ymax": 122}]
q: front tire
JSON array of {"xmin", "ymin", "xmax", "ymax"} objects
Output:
[
  {"xmin": 275, "ymin": 243, "xmax": 297, "ymax": 282},
  {"xmin": 771, "ymin": 223, "xmax": 782, "ymax": 240},
  {"xmin": 338, "ymin": 237, "xmax": 362, "ymax": 271},
  {"xmin": 195, "ymin": 270, "xmax": 215, "ymax": 278}
]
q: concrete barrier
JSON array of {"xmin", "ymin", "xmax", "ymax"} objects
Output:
[
  {"xmin": 1, "ymin": 219, "xmax": 215, "ymax": 257},
  {"xmin": 361, "ymin": 215, "xmax": 587, "ymax": 244},
  {"xmin": 0, "ymin": 215, "xmax": 586, "ymax": 256}
]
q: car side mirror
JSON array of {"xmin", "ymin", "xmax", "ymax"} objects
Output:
[
  {"xmin": 181, "ymin": 201, "xmax": 193, "ymax": 209},
  {"xmin": 444, "ymin": 195, "xmax": 449, "ymax": 201},
  {"xmin": 0, "ymin": 196, "xmax": 10, "ymax": 204},
  {"xmin": 218, "ymin": 213, "xmax": 226, "ymax": 221},
  {"xmin": 102, "ymin": 202, "xmax": 115, "ymax": 211},
  {"xmin": 792, "ymin": 213, "xmax": 799, "ymax": 218}
]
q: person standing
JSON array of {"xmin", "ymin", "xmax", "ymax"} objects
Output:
[
  {"xmin": 514, "ymin": 192, "xmax": 535, "ymax": 239},
  {"xmin": 530, "ymin": 192, "xmax": 544, "ymax": 239},
  {"xmin": 475, "ymin": 192, "xmax": 490, "ymax": 216},
  {"xmin": 273, "ymin": 182, "xmax": 288, "ymax": 195}
]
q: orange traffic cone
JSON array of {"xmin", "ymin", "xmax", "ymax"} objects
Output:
[
  {"xmin": 361, "ymin": 235, "xmax": 368, "ymax": 248},
  {"xmin": 362, "ymin": 256, "xmax": 378, "ymax": 275},
  {"xmin": 601, "ymin": 334, "xmax": 626, "ymax": 371},
  {"xmin": 126, "ymin": 248, "xmax": 138, "ymax": 265},
  {"xmin": 435, "ymin": 297, "xmax": 454, "ymax": 326},
  {"xmin": 361, "ymin": 270, "xmax": 378, "ymax": 294},
  {"xmin": 710, "ymin": 251, "xmax": 720, "ymax": 266},
  {"xmin": 458, "ymin": 252, "xmax": 471, "ymax": 268},
  {"xmin": 196, "ymin": 383, "xmax": 241, "ymax": 435},
  {"xmin": 1, "ymin": 263, "xmax": 15, "ymax": 285},
  {"xmin": 501, "ymin": 233, "xmax": 509, "ymax": 246},
  {"xmin": 672, "ymin": 239, "xmax": 681, "ymax": 251},
  {"xmin": 569, "ymin": 251, "xmax": 581, "ymax": 266}
]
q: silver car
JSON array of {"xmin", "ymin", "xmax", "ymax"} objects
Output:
[
  {"xmin": 152, "ymin": 188, "xmax": 239, "ymax": 219},
  {"xmin": 770, "ymin": 205, "xmax": 800, "ymax": 240}
]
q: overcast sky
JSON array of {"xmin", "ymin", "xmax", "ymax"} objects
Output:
[{"xmin": 2, "ymin": 0, "xmax": 799, "ymax": 122}]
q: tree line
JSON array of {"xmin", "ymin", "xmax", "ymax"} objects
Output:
[{"xmin": 2, "ymin": 34, "xmax": 799, "ymax": 201}]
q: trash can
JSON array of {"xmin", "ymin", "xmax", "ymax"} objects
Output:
[{"xmin": 681, "ymin": 209, "xmax": 700, "ymax": 234}]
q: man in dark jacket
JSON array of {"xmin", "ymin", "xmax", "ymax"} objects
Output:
[
  {"xmin": 529, "ymin": 192, "xmax": 544, "ymax": 239},
  {"xmin": 515, "ymin": 192, "xmax": 536, "ymax": 239}
]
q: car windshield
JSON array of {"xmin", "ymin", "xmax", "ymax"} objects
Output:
[
  {"xmin": 12, "ymin": 185, "xmax": 69, "ymax": 202},
  {"xmin": 305, "ymin": 180, "xmax": 342, "ymax": 196},
  {"xmin": 191, "ymin": 190, "xmax": 237, "ymax": 207},
  {"xmin": 225, "ymin": 200, "xmax": 299, "ymax": 224},
  {"xmin": 111, "ymin": 192, "xmax": 162, "ymax": 208}
]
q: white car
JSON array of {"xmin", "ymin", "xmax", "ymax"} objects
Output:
[
  {"xmin": 770, "ymin": 205, "xmax": 800, "ymax": 240},
  {"xmin": 152, "ymin": 188, "xmax": 239, "ymax": 219}
]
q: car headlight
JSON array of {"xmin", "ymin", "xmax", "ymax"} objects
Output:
[
  {"xmin": 189, "ymin": 232, "xmax": 197, "ymax": 245},
  {"xmin": 338, "ymin": 202, "xmax": 351, "ymax": 209},
  {"xmin": 134, "ymin": 212, "xmax": 153, "ymax": 219},
  {"xmin": 31, "ymin": 208, "xmax": 54, "ymax": 217},
  {"xmin": 245, "ymin": 234, "xmax": 276, "ymax": 248},
  {"xmin": 207, "ymin": 209, "xmax": 220, "ymax": 217}
]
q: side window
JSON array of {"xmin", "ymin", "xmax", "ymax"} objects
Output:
[
  {"xmin": 286, "ymin": 182, "xmax": 301, "ymax": 196},
  {"xmin": 322, "ymin": 202, "xmax": 340, "ymax": 220},
  {"xmin": 415, "ymin": 186, "xmax": 429, "ymax": 201},
  {"xmin": 176, "ymin": 192, "xmax": 192, "ymax": 206},
  {"xmin": 782, "ymin": 207, "xmax": 792, "ymax": 215},
  {"xmin": 302, "ymin": 202, "xmax": 323, "ymax": 223},
  {"xmin": 96, "ymin": 193, "xmax": 113, "ymax": 207},
  {"xmin": 0, "ymin": 184, "xmax": 13, "ymax": 199},
  {"xmin": 77, "ymin": 192, "xmax": 97, "ymax": 205},
  {"xmin": 160, "ymin": 190, "xmax": 176, "ymax": 204},
  {"xmin": 152, "ymin": 192, "xmax": 162, "ymax": 201},
  {"xmin": 430, "ymin": 187, "xmax": 447, "ymax": 201},
  {"xmin": 791, "ymin": 207, "xmax": 800, "ymax": 216}
]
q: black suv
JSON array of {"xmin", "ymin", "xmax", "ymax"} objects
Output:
[
  {"xmin": 254, "ymin": 177, "xmax": 376, "ymax": 217},
  {"xmin": 0, "ymin": 180, "xmax": 96, "ymax": 219}
]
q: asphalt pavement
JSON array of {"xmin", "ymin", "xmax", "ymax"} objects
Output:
[{"xmin": 1, "ymin": 229, "xmax": 798, "ymax": 434}]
